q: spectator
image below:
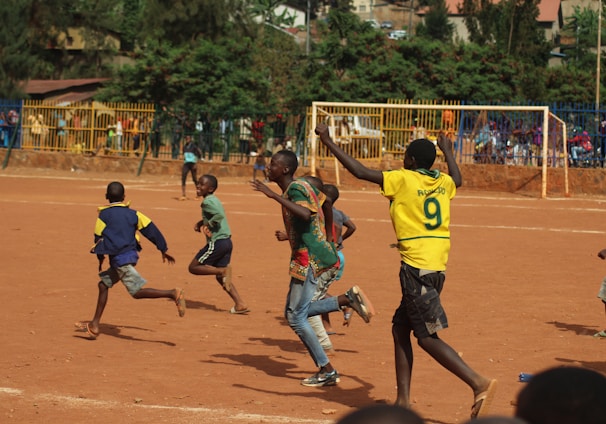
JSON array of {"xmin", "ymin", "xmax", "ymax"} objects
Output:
[
  {"xmin": 132, "ymin": 115, "xmax": 141, "ymax": 156},
  {"xmin": 515, "ymin": 366, "xmax": 606, "ymax": 424},
  {"xmin": 201, "ymin": 112, "xmax": 214, "ymax": 161},
  {"xmin": 252, "ymin": 115, "xmax": 265, "ymax": 153},
  {"xmin": 57, "ymin": 113, "xmax": 67, "ymax": 150},
  {"xmin": 0, "ymin": 111, "xmax": 7, "ymax": 147},
  {"xmin": 164, "ymin": 107, "xmax": 186, "ymax": 160},
  {"xmin": 238, "ymin": 115, "xmax": 252, "ymax": 163},
  {"xmin": 271, "ymin": 113, "xmax": 287, "ymax": 154},
  {"xmin": 115, "ymin": 117, "xmax": 123, "ymax": 155},
  {"xmin": 219, "ymin": 115, "xmax": 233, "ymax": 162},
  {"xmin": 150, "ymin": 114, "xmax": 163, "ymax": 158},
  {"xmin": 600, "ymin": 114, "xmax": 606, "ymax": 168},
  {"xmin": 336, "ymin": 404, "xmax": 424, "ymax": 424},
  {"xmin": 29, "ymin": 113, "xmax": 44, "ymax": 150}
]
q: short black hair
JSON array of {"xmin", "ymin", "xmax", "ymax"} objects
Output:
[
  {"xmin": 516, "ymin": 366, "xmax": 606, "ymax": 424},
  {"xmin": 304, "ymin": 175, "xmax": 323, "ymax": 191},
  {"xmin": 202, "ymin": 174, "xmax": 218, "ymax": 191},
  {"xmin": 323, "ymin": 184, "xmax": 339, "ymax": 203},
  {"xmin": 337, "ymin": 404, "xmax": 424, "ymax": 424},
  {"xmin": 275, "ymin": 150, "xmax": 298, "ymax": 175},
  {"xmin": 106, "ymin": 181, "xmax": 125, "ymax": 202},
  {"xmin": 406, "ymin": 139, "xmax": 436, "ymax": 169}
]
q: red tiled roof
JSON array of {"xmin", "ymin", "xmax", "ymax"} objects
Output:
[{"xmin": 427, "ymin": 0, "xmax": 560, "ymax": 22}]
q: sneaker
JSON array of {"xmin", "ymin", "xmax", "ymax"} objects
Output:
[
  {"xmin": 346, "ymin": 286, "xmax": 375, "ymax": 323},
  {"xmin": 301, "ymin": 370, "xmax": 340, "ymax": 387}
]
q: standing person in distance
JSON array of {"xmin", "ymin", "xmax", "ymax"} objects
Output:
[
  {"xmin": 315, "ymin": 123, "xmax": 497, "ymax": 418},
  {"xmin": 180, "ymin": 135, "xmax": 202, "ymax": 200}
]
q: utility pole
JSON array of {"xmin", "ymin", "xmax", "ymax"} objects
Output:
[
  {"xmin": 596, "ymin": 0, "xmax": 602, "ymax": 112},
  {"xmin": 408, "ymin": 0, "xmax": 414, "ymax": 37},
  {"xmin": 306, "ymin": 0, "xmax": 311, "ymax": 55}
]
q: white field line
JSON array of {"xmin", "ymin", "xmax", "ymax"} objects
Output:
[
  {"xmin": 1, "ymin": 198, "xmax": 604, "ymax": 234},
  {"xmin": 0, "ymin": 387, "xmax": 332, "ymax": 424}
]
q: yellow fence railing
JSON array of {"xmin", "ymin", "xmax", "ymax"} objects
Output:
[
  {"xmin": 306, "ymin": 100, "xmax": 462, "ymax": 163},
  {"xmin": 21, "ymin": 100, "xmax": 156, "ymax": 155}
]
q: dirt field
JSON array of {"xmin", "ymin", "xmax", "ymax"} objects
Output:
[{"xmin": 1, "ymin": 168, "xmax": 606, "ymax": 424}]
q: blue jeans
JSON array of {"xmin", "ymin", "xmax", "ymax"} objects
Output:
[{"xmin": 285, "ymin": 266, "xmax": 340, "ymax": 368}]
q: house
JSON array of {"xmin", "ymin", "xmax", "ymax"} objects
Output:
[
  {"xmin": 417, "ymin": 0, "xmax": 562, "ymax": 43},
  {"xmin": 416, "ymin": 0, "xmax": 565, "ymax": 65}
]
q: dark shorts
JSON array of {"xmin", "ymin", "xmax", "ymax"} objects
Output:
[
  {"xmin": 392, "ymin": 262, "xmax": 448, "ymax": 339},
  {"xmin": 193, "ymin": 237, "xmax": 232, "ymax": 267}
]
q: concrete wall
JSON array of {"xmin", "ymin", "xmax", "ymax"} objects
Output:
[{"xmin": 2, "ymin": 149, "xmax": 606, "ymax": 197}]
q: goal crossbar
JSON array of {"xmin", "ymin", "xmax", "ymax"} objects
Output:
[{"xmin": 310, "ymin": 101, "xmax": 553, "ymax": 198}]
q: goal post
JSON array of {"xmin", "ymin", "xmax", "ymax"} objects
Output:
[{"xmin": 309, "ymin": 101, "xmax": 561, "ymax": 198}]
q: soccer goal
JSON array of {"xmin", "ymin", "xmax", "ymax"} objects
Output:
[{"xmin": 308, "ymin": 101, "xmax": 568, "ymax": 198}]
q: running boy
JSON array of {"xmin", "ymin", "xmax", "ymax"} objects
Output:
[
  {"xmin": 322, "ymin": 183, "xmax": 357, "ymax": 329},
  {"xmin": 251, "ymin": 149, "xmax": 375, "ymax": 387},
  {"xmin": 181, "ymin": 135, "xmax": 202, "ymax": 200},
  {"xmin": 315, "ymin": 123, "xmax": 497, "ymax": 418},
  {"xmin": 594, "ymin": 248, "xmax": 606, "ymax": 337},
  {"xmin": 75, "ymin": 181, "xmax": 186, "ymax": 340},
  {"xmin": 188, "ymin": 174, "xmax": 249, "ymax": 314}
]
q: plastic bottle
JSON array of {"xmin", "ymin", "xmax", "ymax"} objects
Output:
[{"xmin": 518, "ymin": 372, "xmax": 533, "ymax": 382}]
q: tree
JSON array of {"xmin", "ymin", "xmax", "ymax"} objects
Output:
[
  {"xmin": 460, "ymin": 0, "xmax": 550, "ymax": 67},
  {"xmin": 139, "ymin": 0, "xmax": 256, "ymax": 44},
  {"xmin": 0, "ymin": 0, "xmax": 74, "ymax": 97},
  {"xmin": 96, "ymin": 37, "xmax": 275, "ymax": 115},
  {"xmin": 561, "ymin": 5, "xmax": 602, "ymax": 70},
  {"xmin": 416, "ymin": 0, "xmax": 455, "ymax": 42}
]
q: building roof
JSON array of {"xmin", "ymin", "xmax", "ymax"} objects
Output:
[
  {"xmin": 424, "ymin": 0, "xmax": 560, "ymax": 22},
  {"xmin": 25, "ymin": 78, "xmax": 109, "ymax": 95},
  {"xmin": 24, "ymin": 78, "xmax": 109, "ymax": 102}
]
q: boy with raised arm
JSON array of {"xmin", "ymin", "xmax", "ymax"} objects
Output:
[{"xmin": 315, "ymin": 123, "xmax": 497, "ymax": 418}]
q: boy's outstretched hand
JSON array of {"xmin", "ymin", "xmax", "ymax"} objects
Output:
[
  {"xmin": 251, "ymin": 179, "xmax": 277, "ymax": 199},
  {"xmin": 162, "ymin": 251, "xmax": 175, "ymax": 264},
  {"xmin": 314, "ymin": 123, "xmax": 332, "ymax": 144},
  {"xmin": 436, "ymin": 132, "xmax": 454, "ymax": 153}
]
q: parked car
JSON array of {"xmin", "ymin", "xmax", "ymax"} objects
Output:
[
  {"xmin": 388, "ymin": 30, "xmax": 407, "ymax": 40},
  {"xmin": 381, "ymin": 20, "xmax": 393, "ymax": 29},
  {"xmin": 365, "ymin": 19, "xmax": 380, "ymax": 29}
]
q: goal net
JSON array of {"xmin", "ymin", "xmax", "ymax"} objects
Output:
[{"xmin": 308, "ymin": 101, "xmax": 568, "ymax": 198}]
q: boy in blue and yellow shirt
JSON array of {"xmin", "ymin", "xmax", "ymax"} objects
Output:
[{"xmin": 75, "ymin": 181, "xmax": 186, "ymax": 340}]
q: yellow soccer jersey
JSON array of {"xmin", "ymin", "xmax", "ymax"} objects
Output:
[{"xmin": 381, "ymin": 168, "xmax": 456, "ymax": 271}]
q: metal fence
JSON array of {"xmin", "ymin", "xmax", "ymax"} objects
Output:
[
  {"xmin": 306, "ymin": 100, "xmax": 606, "ymax": 169},
  {"xmin": 6, "ymin": 100, "xmax": 307, "ymax": 163},
  {"xmin": 4, "ymin": 99, "xmax": 606, "ymax": 169}
]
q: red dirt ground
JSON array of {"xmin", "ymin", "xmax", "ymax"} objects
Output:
[{"xmin": 1, "ymin": 168, "xmax": 606, "ymax": 424}]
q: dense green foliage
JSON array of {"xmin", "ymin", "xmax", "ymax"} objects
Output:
[{"xmin": 0, "ymin": 0, "xmax": 604, "ymax": 108}]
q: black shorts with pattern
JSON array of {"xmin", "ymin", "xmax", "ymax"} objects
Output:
[{"xmin": 392, "ymin": 261, "xmax": 448, "ymax": 339}]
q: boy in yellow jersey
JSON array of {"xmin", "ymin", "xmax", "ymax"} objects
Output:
[{"xmin": 315, "ymin": 123, "xmax": 497, "ymax": 419}]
